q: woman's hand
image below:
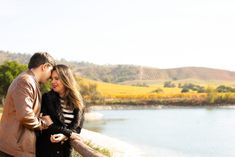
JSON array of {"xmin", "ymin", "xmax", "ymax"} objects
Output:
[
  {"xmin": 50, "ymin": 133, "xmax": 67, "ymax": 143},
  {"xmin": 70, "ymin": 132, "xmax": 81, "ymax": 141}
]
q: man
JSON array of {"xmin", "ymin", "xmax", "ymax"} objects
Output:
[{"xmin": 0, "ymin": 52, "xmax": 56, "ymax": 157}]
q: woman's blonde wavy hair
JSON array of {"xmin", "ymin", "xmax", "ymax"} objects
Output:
[{"xmin": 53, "ymin": 64, "xmax": 84, "ymax": 111}]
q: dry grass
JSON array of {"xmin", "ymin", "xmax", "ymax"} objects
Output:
[
  {"xmin": 71, "ymin": 140, "xmax": 112, "ymax": 157},
  {"xmin": 80, "ymin": 78, "xmax": 235, "ymax": 98},
  {"xmin": 78, "ymin": 78, "xmax": 235, "ymax": 105}
]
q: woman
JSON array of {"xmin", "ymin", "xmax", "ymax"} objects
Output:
[{"xmin": 36, "ymin": 64, "xmax": 85, "ymax": 157}]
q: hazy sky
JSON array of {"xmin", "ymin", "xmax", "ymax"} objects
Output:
[{"xmin": 1, "ymin": 0, "xmax": 235, "ymax": 71}]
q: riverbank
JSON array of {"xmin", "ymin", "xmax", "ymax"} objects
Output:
[
  {"xmin": 88, "ymin": 104, "xmax": 235, "ymax": 110},
  {"xmin": 80, "ymin": 129, "xmax": 143, "ymax": 157},
  {"xmin": 88, "ymin": 95, "xmax": 235, "ymax": 108}
]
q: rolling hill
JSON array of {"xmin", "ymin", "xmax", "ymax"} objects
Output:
[{"xmin": 1, "ymin": 50, "xmax": 235, "ymax": 83}]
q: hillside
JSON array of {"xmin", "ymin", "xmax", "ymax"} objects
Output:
[{"xmin": 1, "ymin": 50, "xmax": 235, "ymax": 83}]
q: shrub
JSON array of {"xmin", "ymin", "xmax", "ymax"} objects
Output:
[
  {"xmin": 164, "ymin": 81, "xmax": 176, "ymax": 88},
  {"xmin": 216, "ymin": 85, "xmax": 235, "ymax": 93}
]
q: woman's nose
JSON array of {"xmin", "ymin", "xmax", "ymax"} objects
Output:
[{"xmin": 51, "ymin": 79, "xmax": 56, "ymax": 84}]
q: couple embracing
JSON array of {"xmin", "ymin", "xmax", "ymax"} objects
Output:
[{"xmin": 0, "ymin": 52, "xmax": 84, "ymax": 157}]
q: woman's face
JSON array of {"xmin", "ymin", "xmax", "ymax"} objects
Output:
[{"xmin": 51, "ymin": 70, "xmax": 66, "ymax": 95}]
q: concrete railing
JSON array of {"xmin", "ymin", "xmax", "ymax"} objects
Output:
[{"xmin": 71, "ymin": 139, "xmax": 106, "ymax": 157}]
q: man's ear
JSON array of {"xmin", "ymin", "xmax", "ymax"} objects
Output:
[{"xmin": 41, "ymin": 64, "xmax": 47, "ymax": 71}]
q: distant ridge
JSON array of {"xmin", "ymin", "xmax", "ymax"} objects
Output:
[{"xmin": 1, "ymin": 50, "xmax": 235, "ymax": 83}]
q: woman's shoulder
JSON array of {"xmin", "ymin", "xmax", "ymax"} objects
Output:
[
  {"xmin": 42, "ymin": 90, "xmax": 59, "ymax": 100},
  {"xmin": 41, "ymin": 91, "xmax": 60, "ymax": 113},
  {"xmin": 43, "ymin": 90, "xmax": 57, "ymax": 96}
]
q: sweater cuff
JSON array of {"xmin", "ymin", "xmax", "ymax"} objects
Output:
[{"xmin": 63, "ymin": 129, "xmax": 73, "ymax": 138}]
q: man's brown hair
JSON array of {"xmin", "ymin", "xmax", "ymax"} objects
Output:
[{"xmin": 28, "ymin": 52, "xmax": 56, "ymax": 69}]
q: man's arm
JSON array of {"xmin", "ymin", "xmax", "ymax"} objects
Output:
[{"xmin": 12, "ymin": 79, "xmax": 48, "ymax": 130}]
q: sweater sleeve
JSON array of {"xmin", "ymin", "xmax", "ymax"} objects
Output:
[
  {"xmin": 46, "ymin": 110, "xmax": 84, "ymax": 138},
  {"xmin": 41, "ymin": 93, "xmax": 73, "ymax": 137},
  {"xmin": 77, "ymin": 110, "xmax": 85, "ymax": 133},
  {"xmin": 71, "ymin": 108, "xmax": 85, "ymax": 134},
  {"xmin": 41, "ymin": 93, "xmax": 84, "ymax": 137},
  {"xmin": 47, "ymin": 109, "xmax": 85, "ymax": 137}
]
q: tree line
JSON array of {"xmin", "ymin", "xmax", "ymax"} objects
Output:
[
  {"xmin": 163, "ymin": 81, "xmax": 235, "ymax": 93},
  {"xmin": 0, "ymin": 61, "xmax": 103, "ymax": 106}
]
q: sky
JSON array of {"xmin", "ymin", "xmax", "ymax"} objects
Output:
[{"xmin": 1, "ymin": 0, "xmax": 235, "ymax": 71}]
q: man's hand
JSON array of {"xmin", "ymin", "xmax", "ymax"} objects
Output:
[
  {"xmin": 50, "ymin": 133, "xmax": 67, "ymax": 143},
  {"xmin": 41, "ymin": 115, "xmax": 53, "ymax": 128}
]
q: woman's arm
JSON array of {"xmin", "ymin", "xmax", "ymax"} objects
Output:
[
  {"xmin": 48, "ymin": 108, "xmax": 85, "ymax": 140},
  {"xmin": 41, "ymin": 93, "xmax": 73, "ymax": 137},
  {"xmin": 41, "ymin": 94, "xmax": 84, "ymax": 140},
  {"xmin": 71, "ymin": 108, "xmax": 85, "ymax": 134}
]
